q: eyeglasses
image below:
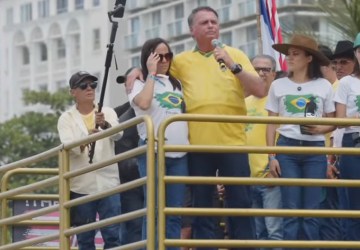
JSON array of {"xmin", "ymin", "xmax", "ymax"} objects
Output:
[
  {"xmin": 157, "ymin": 52, "xmax": 173, "ymax": 62},
  {"xmin": 331, "ymin": 59, "xmax": 353, "ymax": 66},
  {"xmin": 254, "ymin": 67, "xmax": 272, "ymax": 73},
  {"xmin": 75, "ymin": 81, "xmax": 98, "ymax": 90}
]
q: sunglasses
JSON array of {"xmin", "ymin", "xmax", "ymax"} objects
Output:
[
  {"xmin": 254, "ymin": 67, "xmax": 272, "ymax": 73},
  {"xmin": 75, "ymin": 81, "xmax": 98, "ymax": 90},
  {"xmin": 331, "ymin": 59, "xmax": 353, "ymax": 66},
  {"xmin": 157, "ymin": 52, "xmax": 173, "ymax": 62}
]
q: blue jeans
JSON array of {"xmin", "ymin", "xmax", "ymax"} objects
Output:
[
  {"xmin": 138, "ymin": 139, "xmax": 188, "ymax": 250},
  {"xmin": 70, "ymin": 192, "xmax": 121, "ymax": 250},
  {"xmin": 120, "ymin": 183, "xmax": 143, "ymax": 245},
  {"xmin": 189, "ymin": 152, "xmax": 255, "ymax": 250},
  {"xmin": 339, "ymin": 133, "xmax": 360, "ymax": 245},
  {"xmin": 252, "ymin": 185, "xmax": 283, "ymax": 250},
  {"xmin": 319, "ymin": 155, "xmax": 348, "ymax": 248},
  {"xmin": 276, "ymin": 135, "xmax": 327, "ymax": 250}
]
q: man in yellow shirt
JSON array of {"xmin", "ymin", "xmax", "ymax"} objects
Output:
[
  {"xmin": 246, "ymin": 55, "xmax": 283, "ymax": 249},
  {"xmin": 126, "ymin": 6, "xmax": 264, "ymax": 249}
]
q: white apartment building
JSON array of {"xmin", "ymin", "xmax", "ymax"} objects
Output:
[
  {"xmin": 0, "ymin": 0, "xmax": 341, "ymax": 122},
  {"xmin": 0, "ymin": 0, "xmax": 129, "ymax": 122}
]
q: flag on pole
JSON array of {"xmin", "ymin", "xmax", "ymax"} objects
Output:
[{"xmin": 259, "ymin": 0, "xmax": 287, "ymax": 71}]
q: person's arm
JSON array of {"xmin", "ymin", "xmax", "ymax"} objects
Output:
[
  {"xmin": 300, "ymin": 112, "xmax": 336, "ymax": 135},
  {"xmin": 335, "ymin": 102, "xmax": 347, "ymax": 128},
  {"xmin": 132, "ymin": 52, "xmax": 159, "ymax": 110},
  {"xmin": 102, "ymin": 107, "xmax": 123, "ymax": 141},
  {"xmin": 266, "ymin": 111, "xmax": 281, "ymax": 178},
  {"xmin": 58, "ymin": 113, "xmax": 86, "ymax": 155},
  {"xmin": 213, "ymin": 47, "xmax": 265, "ymax": 98},
  {"xmin": 125, "ymin": 68, "xmax": 144, "ymax": 94}
]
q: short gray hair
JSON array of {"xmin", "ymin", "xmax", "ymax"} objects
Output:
[{"xmin": 251, "ymin": 54, "xmax": 277, "ymax": 71}]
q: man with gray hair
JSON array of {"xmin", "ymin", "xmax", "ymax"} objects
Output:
[{"xmin": 246, "ymin": 55, "xmax": 283, "ymax": 250}]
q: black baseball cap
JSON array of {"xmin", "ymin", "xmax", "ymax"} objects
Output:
[{"xmin": 69, "ymin": 71, "xmax": 98, "ymax": 89}]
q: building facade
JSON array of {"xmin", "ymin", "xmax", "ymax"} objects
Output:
[
  {"xmin": 0, "ymin": 0, "xmax": 129, "ymax": 122},
  {"xmin": 0, "ymin": 0, "xmax": 341, "ymax": 122}
]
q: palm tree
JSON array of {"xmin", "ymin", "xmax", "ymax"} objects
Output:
[{"xmin": 319, "ymin": 0, "xmax": 360, "ymax": 40}]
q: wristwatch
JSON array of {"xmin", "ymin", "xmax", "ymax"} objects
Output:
[{"xmin": 230, "ymin": 63, "xmax": 243, "ymax": 74}]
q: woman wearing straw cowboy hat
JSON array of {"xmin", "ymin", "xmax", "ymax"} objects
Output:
[
  {"xmin": 334, "ymin": 32, "xmax": 360, "ymax": 244},
  {"xmin": 265, "ymin": 34, "xmax": 336, "ymax": 248}
]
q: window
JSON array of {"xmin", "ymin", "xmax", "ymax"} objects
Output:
[
  {"xmin": 73, "ymin": 34, "xmax": 80, "ymax": 56},
  {"xmin": 6, "ymin": 8, "xmax": 13, "ymax": 25},
  {"xmin": 22, "ymin": 46, "xmax": 30, "ymax": 65},
  {"xmin": 173, "ymin": 44, "xmax": 185, "ymax": 54},
  {"xmin": 93, "ymin": 29, "xmax": 100, "ymax": 50},
  {"xmin": 197, "ymin": 0, "xmax": 207, "ymax": 6},
  {"xmin": 239, "ymin": 0, "xmax": 256, "ymax": 18},
  {"xmin": 131, "ymin": 56, "xmax": 140, "ymax": 67},
  {"xmin": 131, "ymin": 17, "xmax": 140, "ymax": 33},
  {"xmin": 38, "ymin": 0, "xmax": 49, "ymax": 18},
  {"xmin": 20, "ymin": 4, "xmax": 32, "ymax": 23},
  {"xmin": 75, "ymin": 0, "xmax": 84, "ymax": 9},
  {"xmin": 246, "ymin": 24, "xmax": 257, "ymax": 41},
  {"xmin": 221, "ymin": 0, "xmax": 231, "ymax": 4},
  {"xmin": 39, "ymin": 42, "xmax": 47, "ymax": 61},
  {"xmin": 220, "ymin": 32, "xmax": 232, "ymax": 46},
  {"xmin": 55, "ymin": 80, "xmax": 66, "ymax": 90},
  {"xmin": 152, "ymin": 10, "xmax": 161, "ymax": 26},
  {"xmin": 175, "ymin": 4, "xmax": 184, "ymax": 19},
  {"xmin": 93, "ymin": 0, "xmax": 100, "ymax": 7},
  {"xmin": 57, "ymin": 38, "xmax": 66, "ymax": 59},
  {"xmin": 39, "ymin": 84, "xmax": 48, "ymax": 91},
  {"xmin": 57, "ymin": 0, "xmax": 68, "ymax": 14}
]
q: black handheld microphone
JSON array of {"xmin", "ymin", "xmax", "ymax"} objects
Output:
[{"xmin": 211, "ymin": 39, "xmax": 227, "ymax": 72}]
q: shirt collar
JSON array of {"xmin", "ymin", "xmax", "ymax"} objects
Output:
[
  {"xmin": 156, "ymin": 74, "xmax": 169, "ymax": 79},
  {"xmin": 193, "ymin": 42, "xmax": 225, "ymax": 57}
]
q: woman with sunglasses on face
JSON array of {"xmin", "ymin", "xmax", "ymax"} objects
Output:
[
  {"xmin": 334, "ymin": 33, "xmax": 360, "ymax": 243},
  {"xmin": 127, "ymin": 38, "xmax": 189, "ymax": 249},
  {"xmin": 265, "ymin": 34, "xmax": 335, "ymax": 248}
]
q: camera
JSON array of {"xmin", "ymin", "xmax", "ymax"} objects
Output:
[{"xmin": 352, "ymin": 132, "xmax": 360, "ymax": 147}]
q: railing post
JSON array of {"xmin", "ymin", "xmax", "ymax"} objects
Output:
[
  {"xmin": 58, "ymin": 149, "xmax": 71, "ymax": 250},
  {"xmin": 157, "ymin": 120, "xmax": 166, "ymax": 250},
  {"xmin": 145, "ymin": 116, "xmax": 156, "ymax": 250},
  {"xmin": 0, "ymin": 175, "xmax": 9, "ymax": 245}
]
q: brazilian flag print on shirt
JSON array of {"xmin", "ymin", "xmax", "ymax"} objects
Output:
[
  {"xmin": 155, "ymin": 92, "xmax": 183, "ymax": 110},
  {"xmin": 355, "ymin": 96, "xmax": 360, "ymax": 113},
  {"xmin": 284, "ymin": 94, "xmax": 318, "ymax": 115}
]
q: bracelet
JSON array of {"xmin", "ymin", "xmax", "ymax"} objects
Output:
[
  {"xmin": 268, "ymin": 153, "xmax": 276, "ymax": 161},
  {"xmin": 147, "ymin": 72, "xmax": 156, "ymax": 81}
]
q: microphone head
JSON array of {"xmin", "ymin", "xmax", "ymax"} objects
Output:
[
  {"xmin": 211, "ymin": 39, "xmax": 219, "ymax": 47},
  {"xmin": 116, "ymin": 75, "xmax": 126, "ymax": 84}
]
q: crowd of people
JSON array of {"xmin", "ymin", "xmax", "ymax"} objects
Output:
[{"xmin": 57, "ymin": 5, "xmax": 360, "ymax": 250}]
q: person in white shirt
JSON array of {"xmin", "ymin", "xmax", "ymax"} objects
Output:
[
  {"xmin": 57, "ymin": 71, "xmax": 122, "ymax": 250},
  {"xmin": 334, "ymin": 32, "xmax": 360, "ymax": 243},
  {"xmin": 266, "ymin": 34, "xmax": 335, "ymax": 247},
  {"xmin": 127, "ymin": 37, "xmax": 189, "ymax": 250}
]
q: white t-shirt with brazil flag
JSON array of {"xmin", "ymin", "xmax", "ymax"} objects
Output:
[
  {"xmin": 128, "ymin": 74, "xmax": 189, "ymax": 158},
  {"xmin": 266, "ymin": 77, "xmax": 335, "ymax": 141},
  {"xmin": 334, "ymin": 75, "xmax": 360, "ymax": 134}
]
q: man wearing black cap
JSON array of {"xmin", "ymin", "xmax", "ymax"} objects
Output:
[
  {"xmin": 332, "ymin": 40, "xmax": 356, "ymax": 80},
  {"xmin": 318, "ymin": 45, "xmax": 345, "ymax": 248},
  {"xmin": 58, "ymin": 71, "xmax": 122, "ymax": 249},
  {"xmin": 319, "ymin": 45, "xmax": 338, "ymax": 87}
]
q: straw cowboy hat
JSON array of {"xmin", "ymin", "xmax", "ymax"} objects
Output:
[{"xmin": 272, "ymin": 34, "xmax": 330, "ymax": 66}]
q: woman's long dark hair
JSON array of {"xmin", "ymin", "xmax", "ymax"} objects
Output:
[
  {"xmin": 140, "ymin": 37, "xmax": 181, "ymax": 91},
  {"xmin": 287, "ymin": 51, "xmax": 324, "ymax": 79}
]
